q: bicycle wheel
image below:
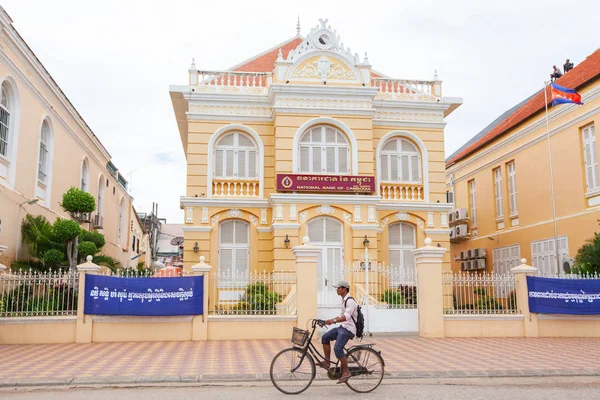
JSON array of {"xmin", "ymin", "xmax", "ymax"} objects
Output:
[
  {"xmin": 270, "ymin": 347, "xmax": 315, "ymax": 395},
  {"xmin": 344, "ymin": 347, "xmax": 384, "ymax": 393}
]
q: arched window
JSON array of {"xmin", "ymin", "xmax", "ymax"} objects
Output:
[
  {"xmin": 0, "ymin": 82, "xmax": 11, "ymax": 160},
  {"xmin": 307, "ymin": 216, "xmax": 344, "ymax": 300},
  {"xmin": 37, "ymin": 120, "xmax": 51, "ymax": 184},
  {"xmin": 81, "ymin": 158, "xmax": 90, "ymax": 192},
  {"xmin": 97, "ymin": 175, "xmax": 105, "ymax": 217},
  {"xmin": 118, "ymin": 197, "xmax": 126, "ymax": 247},
  {"xmin": 218, "ymin": 220, "xmax": 249, "ymax": 276},
  {"xmin": 380, "ymin": 138, "xmax": 421, "ymax": 183},
  {"xmin": 388, "ymin": 222, "xmax": 416, "ymax": 280},
  {"xmin": 214, "ymin": 132, "xmax": 258, "ymax": 179},
  {"xmin": 299, "ymin": 125, "xmax": 350, "ymax": 174}
]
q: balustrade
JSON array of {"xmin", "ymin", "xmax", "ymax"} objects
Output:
[
  {"xmin": 212, "ymin": 179, "xmax": 260, "ymax": 197},
  {"xmin": 372, "ymin": 78, "xmax": 440, "ymax": 100},
  {"xmin": 380, "ymin": 183, "xmax": 424, "ymax": 201},
  {"xmin": 193, "ymin": 71, "xmax": 271, "ymax": 95}
]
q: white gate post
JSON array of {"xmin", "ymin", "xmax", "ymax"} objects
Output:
[
  {"xmin": 292, "ymin": 236, "xmax": 321, "ymax": 327},
  {"xmin": 75, "ymin": 256, "xmax": 101, "ymax": 343},
  {"xmin": 412, "ymin": 238, "xmax": 446, "ymax": 338}
]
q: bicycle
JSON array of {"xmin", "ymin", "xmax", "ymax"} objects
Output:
[{"xmin": 270, "ymin": 319, "xmax": 385, "ymax": 395}]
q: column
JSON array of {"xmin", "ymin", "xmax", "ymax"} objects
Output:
[
  {"xmin": 291, "ymin": 236, "xmax": 321, "ymax": 328},
  {"xmin": 75, "ymin": 255, "xmax": 101, "ymax": 344},
  {"xmin": 192, "ymin": 256, "xmax": 212, "ymax": 341},
  {"xmin": 412, "ymin": 238, "xmax": 446, "ymax": 338},
  {"xmin": 511, "ymin": 259, "xmax": 539, "ymax": 337}
]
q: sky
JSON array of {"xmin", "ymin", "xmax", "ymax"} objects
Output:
[{"xmin": 3, "ymin": 0, "xmax": 599, "ymax": 223}]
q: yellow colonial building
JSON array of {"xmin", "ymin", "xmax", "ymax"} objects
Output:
[
  {"xmin": 0, "ymin": 7, "xmax": 148, "ymax": 269},
  {"xmin": 170, "ymin": 19, "xmax": 461, "ymax": 306},
  {"xmin": 446, "ymin": 48, "xmax": 600, "ymax": 275}
]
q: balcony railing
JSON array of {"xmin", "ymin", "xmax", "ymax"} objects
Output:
[
  {"xmin": 380, "ymin": 183, "xmax": 424, "ymax": 201},
  {"xmin": 189, "ymin": 69, "xmax": 440, "ymax": 102},
  {"xmin": 212, "ymin": 178, "xmax": 260, "ymax": 197}
]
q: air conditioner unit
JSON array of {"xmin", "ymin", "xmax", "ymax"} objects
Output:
[
  {"xmin": 455, "ymin": 224, "xmax": 469, "ymax": 238},
  {"xmin": 474, "ymin": 259, "xmax": 486, "ymax": 270},
  {"xmin": 448, "ymin": 212, "xmax": 455, "ymax": 224},
  {"xmin": 450, "ymin": 227, "xmax": 456, "ymax": 240},
  {"xmin": 461, "ymin": 261, "xmax": 470, "ymax": 271},
  {"xmin": 92, "ymin": 214, "xmax": 103, "ymax": 229},
  {"xmin": 460, "ymin": 250, "xmax": 467, "ymax": 260},
  {"xmin": 455, "ymin": 208, "xmax": 468, "ymax": 221},
  {"xmin": 466, "ymin": 249, "xmax": 474, "ymax": 259}
]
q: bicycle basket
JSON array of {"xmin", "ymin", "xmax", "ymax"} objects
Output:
[{"xmin": 291, "ymin": 327, "xmax": 309, "ymax": 346}]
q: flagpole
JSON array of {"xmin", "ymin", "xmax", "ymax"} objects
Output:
[{"xmin": 543, "ymin": 81, "xmax": 561, "ymax": 274}]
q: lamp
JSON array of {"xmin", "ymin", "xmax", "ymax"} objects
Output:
[
  {"xmin": 193, "ymin": 242, "xmax": 199, "ymax": 253},
  {"xmin": 363, "ymin": 235, "xmax": 369, "ymax": 247},
  {"xmin": 15, "ymin": 198, "xmax": 40, "ymax": 262},
  {"xmin": 284, "ymin": 234, "xmax": 291, "ymax": 249}
]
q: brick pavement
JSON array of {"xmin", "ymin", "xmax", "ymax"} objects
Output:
[{"xmin": 1, "ymin": 336, "xmax": 600, "ymax": 386}]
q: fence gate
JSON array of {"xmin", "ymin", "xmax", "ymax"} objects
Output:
[{"xmin": 317, "ymin": 261, "xmax": 418, "ymax": 334}]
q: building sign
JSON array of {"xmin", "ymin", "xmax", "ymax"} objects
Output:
[
  {"xmin": 84, "ymin": 274, "xmax": 204, "ymax": 316},
  {"xmin": 276, "ymin": 174, "xmax": 375, "ymax": 193},
  {"xmin": 527, "ymin": 276, "xmax": 600, "ymax": 315}
]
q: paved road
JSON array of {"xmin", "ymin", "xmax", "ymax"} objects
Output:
[{"xmin": 2, "ymin": 378, "xmax": 600, "ymax": 400}]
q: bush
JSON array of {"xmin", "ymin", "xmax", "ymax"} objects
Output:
[
  {"xmin": 240, "ymin": 282, "xmax": 282, "ymax": 314},
  {"xmin": 473, "ymin": 288, "xmax": 503, "ymax": 311},
  {"xmin": 92, "ymin": 255, "xmax": 121, "ymax": 272},
  {"xmin": 43, "ymin": 249, "xmax": 65, "ymax": 269},
  {"xmin": 52, "ymin": 219, "xmax": 81, "ymax": 242},
  {"xmin": 380, "ymin": 290, "xmax": 404, "ymax": 307},
  {"xmin": 80, "ymin": 230, "xmax": 105, "ymax": 250},
  {"xmin": 398, "ymin": 285, "xmax": 417, "ymax": 305},
  {"xmin": 573, "ymin": 232, "xmax": 600, "ymax": 274},
  {"xmin": 60, "ymin": 187, "xmax": 96, "ymax": 216},
  {"xmin": 78, "ymin": 241, "xmax": 98, "ymax": 260}
]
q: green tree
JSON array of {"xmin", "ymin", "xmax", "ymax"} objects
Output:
[
  {"xmin": 59, "ymin": 187, "xmax": 96, "ymax": 270},
  {"xmin": 21, "ymin": 215, "xmax": 54, "ymax": 258},
  {"xmin": 572, "ymin": 232, "xmax": 600, "ymax": 274},
  {"xmin": 52, "ymin": 218, "xmax": 81, "ymax": 270}
]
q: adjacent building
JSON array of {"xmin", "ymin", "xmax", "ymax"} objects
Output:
[
  {"xmin": 170, "ymin": 19, "xmax": 461, "ymax": 302},
  {"xmin": 446, "ymin": 49, "xmax": 600, "ymax": 275},
  {"xmin": 0, "ymin": 7, "xmax": 145, "ymax": 269}
]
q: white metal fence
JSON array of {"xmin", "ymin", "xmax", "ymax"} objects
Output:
[
  {"xmin": 0, "ymin": 270, "xmax": 79, "ymax": 317},
  {"xmin": 210, "ymin": 270, "xmax": 296, "ymax": 316},
  {"xmin": 535, "ymin": 271, "xmax": 600, "ymax": 279},
  {"xmin": 443, "ymin": 272, "xmax": 517, "ymax": 315}
]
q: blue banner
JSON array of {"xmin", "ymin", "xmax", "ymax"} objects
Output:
[
  {"xmin": 527, "ymin": 276, "xmax": 600, "ymax": 315},
  {"xmin": 84, "ymin": 274, "xmax": 204, "ymax": 316}
]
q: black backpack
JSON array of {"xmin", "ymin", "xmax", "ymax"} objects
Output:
[{"xmin": 345, "ymin": 297, "xmax": 365, "ymax": 340}]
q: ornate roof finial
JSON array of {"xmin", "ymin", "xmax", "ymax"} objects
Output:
[
  {"xmin": 319, "ymin": 18, "xmax": 329, "ymax": 28},
  {"xmin": 364, "ymin": 52, "xmax": 370, "ymax": 65},
  {"xmin": 433, "ymin": 69, "xmax": 439, "ymax": 80},
  {"xmin": 296, "ymin": 15, "xmax": 301, "ymax": 35},
  {"xmin": 189, "ymin": 58, "xmax": 196, "ymax": 70},
  {"xmin": 276, "ymin": 48, "xmax": 283, "ymax": 62}
]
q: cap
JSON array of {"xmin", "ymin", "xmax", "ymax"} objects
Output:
[{"xmin": 333, "ymin": 280, "xmax": 350, "ymax": 289}]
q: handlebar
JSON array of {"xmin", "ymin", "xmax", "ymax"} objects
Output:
[{"xmin": 312, "ymin": 319, "xmax": 327, "ymax": 329}]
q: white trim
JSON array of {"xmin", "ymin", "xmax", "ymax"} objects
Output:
[
  {"xmin": 376, "ymin": 130, "xmax": 430, "ymax": 202},
  {"xmin": 208, "ymin": 315, "xmax": 297, "ymax": 322},
  {"xmin": 351, "ymin": 224, "xmax": 380, "ymax": 231},
  {"xmin": 257, "ymin": 227, "xmax": 273, "ymax": 233},
  {"xmin": 92, "ymin": 316, "xmax": 192, "ymax": 323},
  {"xmin": 373, "ymin": 120, "xmax": 446, "ymax": 129},
  {"xmin": 269, "ymin": 193, "xmax": 381, "ymax": 206},
  {"xmin": 444, "ymin": 314, "xmax": 524, "ymax": 321},
  {"xmin": 377, "ymin": 202, "xmax": 453, "ymax": 212},
  {"xmin": 181, "ymin": 197, "xmax": 270, "ymax": 208},
  {"xmin": 272, "ymin": 223, "xmax": 300, "ymax": 229},
  {"xmin": 424, "ymin": 229, "xmax": 452, "ymax": 235},
  {"xmin": 207, "ymin": 124, "xmax": 265, "ymax": 199},
  {"xmin": 0, "ymin": 316, "xmax": 76, "ymax": 324},
  {"xmin": 292, "ymin": 117, "xmax": 359, "ymax": 175},
  {"xmin": 182, "ymin": 226, "xmax": 213, "ymax": 232},
  {"xmin": 80, "ymin": 157, "xmax": 90, "ymax": 193},
  {"xmin": 0, "ymin": 75, "xmax": 20, "ymax": 187},
  {"xmin": 34, "ymin": 116, "xmax": 54, "ymax": 206},
  {"xmin": 536, "ymin": 314, "xmax": 600, "ymax": 320}
]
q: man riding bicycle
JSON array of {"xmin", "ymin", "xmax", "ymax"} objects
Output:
[{"xmin": 318, "ymin": 280, "xmax": 358, "ymax": 384}]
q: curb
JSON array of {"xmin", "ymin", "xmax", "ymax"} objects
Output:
[{"xmin": 2, "ymin": 369, "xmax": 600, "ymax": 388}]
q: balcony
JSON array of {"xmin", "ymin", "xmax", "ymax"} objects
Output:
[
  {"xmin": 212, "ymin": 178, "xmax": 260, "ymax": 197},
  {"xmin": 372, "ymin": 78, "xmax": 440, "ymax": 102},
  {"xmin": 380, "ymin": 183, "xmax": 424, "ymax": 201}
]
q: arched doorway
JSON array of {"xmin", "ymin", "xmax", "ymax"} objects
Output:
[{"xmin": 307, "ymin": 216, "xmax": 344, "ymax": 305}]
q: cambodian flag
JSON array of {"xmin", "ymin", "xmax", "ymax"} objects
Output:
[{"xmin": 551, "ymin": 83, "xmax": 583, "ymax": 106}]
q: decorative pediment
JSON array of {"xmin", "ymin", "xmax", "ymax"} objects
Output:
[{"xmin": 291, "ymin": 55, "xmax": 357, "ymax": 82}]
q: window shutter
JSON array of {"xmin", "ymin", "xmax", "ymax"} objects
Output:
[
  {"xmin": 313, "ymin": 147, "xmax": 322, "ymax": 172},
  {"xmin": 219, "ymin": 249, "xmax": 233, "ymax": 274},
  {"xmin": 381, "ymin": 155, "xmax": 389, "ymax": 181},
  {"xmin": 389, "ymin": 223, "xmax": 400, "ymax": 246},
  {"xmin": 401, "ymin": 155, "xmax": 409, "ymax": 181},
  {"xmin": 308, "ymin": 219, "xmax": 324, "ymax": 243},
  {"xmin": 411, "ymin": 156, "xmax": 420, "ymax": 182},
  {"xmin": 325, "ymin": 219, "xmax": 342, "ymax": 243},
  {"xmin": 391, "ymin": 155, "xmax": 399, "ymax": 181},
  {"xmin": 248, "ymin": 150, "xmax": 257, "ymax": 178},
  {"xmin": 215, "ymin": 150, "xmax": 224, "ymax": 177},
  {"xmin": 238, "ymin": 134, "xmax": 252, "ymax": 147},
  {"xmin": 225, "ymin": 150, "xmax": 234, "ymax": 177},
  {"xmin": 402, "ymin": 249, "xmax": 415, "ymax": 273},
  {"xmin": 389, "ymin": 249, "xmax": 401, "ymax": 269},
  {"xmin": 326, "ymin": 147, "xmax": 336, "ymax": 173},
  {"xmin": 326, "ymin": 128, "xmax": 336, "ymax": 143},
  {"xmin": 220, "ymin": 221, "xmax": 234, "ymax": 244},
  {"xmin": 338, "ymin": 147, "xmax": 348, "ymax": 173},
  {"xmin": 235, "ymin": 248, "xmax": 249, "ymax": 275},
  {"xmin": 300, "ymin": 147, "xmax": 309, "ymax": 173},
  {"xmin": 592, "ymin": 127, "xmax": 599, "ymax": 187},
  {"xmin": 401, "ymin": 223, "xmax": 415, "ymax": 246},
  {"xmin": 234, "ymin": 221, "xmax": 248, "ymax": 244},
  {"xmin": 238, "ymin": 150, "xmax": 246, "ymax": 178}
]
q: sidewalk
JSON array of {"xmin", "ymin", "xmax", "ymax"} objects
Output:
[{"xmin": 1, "ymin": 336, "xmax": 600, "ymax": 387}]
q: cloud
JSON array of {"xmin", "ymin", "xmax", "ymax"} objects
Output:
[{"xmin": 153, "ymin": 153, "xmax": 173, "ymax": 165}]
